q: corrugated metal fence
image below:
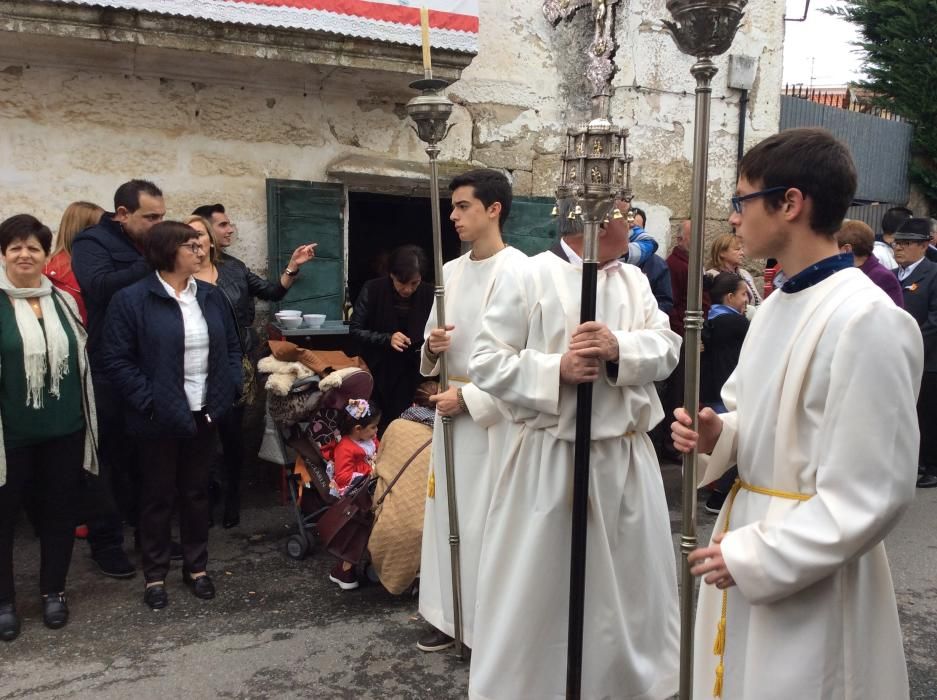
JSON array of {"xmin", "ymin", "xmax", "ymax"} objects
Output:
[{"xmin": 780, "ymin": 95, "xmax": 914, "ymax": 234}]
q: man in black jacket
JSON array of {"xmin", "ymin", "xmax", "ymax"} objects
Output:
[
  {"xmin": 192, "ymin": 203, "xmax": 316, "ymax": 527},
  {"xmin": 72, "ymin": 180, "xmax": 165, "ymax": 576},
  {"xmin": 893, "ymin": 217, "xmax": 937, "ymax": 488}
]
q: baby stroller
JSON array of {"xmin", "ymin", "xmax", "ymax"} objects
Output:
[{"xmin": 258, "ymin": 346, "xmax": 373, "ymax": 562}]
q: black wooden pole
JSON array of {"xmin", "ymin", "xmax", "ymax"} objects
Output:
[{"xmin": 566, "ymin": 248, "xmax": 599, "ymax": 700}]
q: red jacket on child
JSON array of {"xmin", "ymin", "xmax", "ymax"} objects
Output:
[{"xmin": 329, "ymin": 436, "xmax": 379, "ymax": 495}]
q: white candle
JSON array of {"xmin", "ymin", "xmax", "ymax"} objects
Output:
[{"xmin": 420, "ymin": 6, "xmax": 432, "ymax": 73}]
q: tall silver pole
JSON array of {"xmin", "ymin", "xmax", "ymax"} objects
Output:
[
  {"xmin": 664, "ymin": 3, "xmax": 747, "ymax": 698},
  {"xmin": 407, "ymin": 77, "xmax": 464, "ymax": 659},
  {"xmin": 679, "ymin": 58, "xmax": 717, "ymax": 700}
]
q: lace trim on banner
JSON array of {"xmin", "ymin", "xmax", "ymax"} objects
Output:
[{"xmin": 48, "ymin": 0, "xmax": 479, "ymax": 52}]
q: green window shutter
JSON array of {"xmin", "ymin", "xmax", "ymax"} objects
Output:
[
  {"xmin": 266, "ymin": 179, "xmax": 345, "ymax": 319},
  {"xmin": 502, "ymin": 196, "xmax": 557, "ymax": 256}
]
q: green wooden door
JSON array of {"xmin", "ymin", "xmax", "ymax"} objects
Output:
[
  {"xmin": 266, "ymin": 179, "xmax": 345, "ymax": 319},
  {"xmin": 502, "ymin": 196, "xmax": 557, "ymax": 256}
]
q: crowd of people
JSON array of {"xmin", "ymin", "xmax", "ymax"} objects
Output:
[
  {"xmin": 0, "ymin": 180, "xmax": 319, "ymax": 637},
  {"xmin": 0, "ymin": 127, "xmax": 933, "ymax": 700}
]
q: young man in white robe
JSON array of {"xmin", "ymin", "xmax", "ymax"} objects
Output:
[
  {"xmin": 673, "ymin": 127, "xmax": 923, "ymax": 700},
  {"xmin": 416, "ymin": 169, "xmax": 528, "ymax": 652},
  {"xmin": 466, "ymin": 200, "xmax": 681, "ymax": 700}
]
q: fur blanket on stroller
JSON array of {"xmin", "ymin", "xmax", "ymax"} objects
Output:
[{"xmin": 369, "ymin": 415, "xmax": 433, "ymax": 595}]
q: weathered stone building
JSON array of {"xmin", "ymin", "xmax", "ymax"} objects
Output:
[{"xmin": 0, "ymin": 0, "xmax": 784, "ymax": 316}]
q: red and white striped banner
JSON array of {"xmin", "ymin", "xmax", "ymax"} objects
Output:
[{"xmin": 41, "ymin": 0, "xmax": 479, "ymax": 52}]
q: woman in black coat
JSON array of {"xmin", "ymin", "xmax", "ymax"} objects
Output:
[
  {"xmin": 350, "ymin": 245, "xmax": 434, "ymax": 431},
  {"xmin": 103, "ymin": 221, "xmax": 241, "ymax": 610}
]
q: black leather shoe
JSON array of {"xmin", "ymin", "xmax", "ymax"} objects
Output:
[
  {"xmin": 41, "ymin": 593, "xmax": 69, "ymax": 629},
  {"xmin": 143, "ymin": 584, "xmax": 169, "ymax": 610},
  {"xmin": 93, "ymin": 548, "xmax": 136, "ymax": 579},
  {"xmin": 917, "ymin": 474, "xmax": 937, "ymax": 489},
  {"xmin": 183, "ymin": 572, "xmax": 216, "ymax": 600},
  {"xmin": 0, "ymin": 603, "xmax": 20, "ymax": 642}
]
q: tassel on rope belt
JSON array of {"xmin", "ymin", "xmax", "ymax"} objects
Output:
[{"xmin": 711, "ymin": 479, "xmax": 813, "ymax": 698}]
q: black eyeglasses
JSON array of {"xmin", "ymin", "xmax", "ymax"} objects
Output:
[
  {"xmin": 178, "ymin": 242, "xmax": 204, "ymax": 254},
  {"xmin": 731, "ymin": 186, "xmax": 789, "ymax": 214}
]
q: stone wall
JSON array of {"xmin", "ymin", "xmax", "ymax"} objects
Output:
[{"xmin": 0, "ymin": 0, "xmax": 784, "ymax": 270}]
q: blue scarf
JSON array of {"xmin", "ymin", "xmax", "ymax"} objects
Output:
[{"xmin": 708, "ymin": 304, "xmax": 742, "ymax": 320}]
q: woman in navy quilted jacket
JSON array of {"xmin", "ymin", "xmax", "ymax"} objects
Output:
[{"xmin": 102, "ymin": 221, "xmax": 241, "ymax": 611}]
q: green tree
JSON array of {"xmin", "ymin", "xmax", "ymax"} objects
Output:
[{"xmin": 828, "ymin": 0, "xmax": 937, "ymax": 213}]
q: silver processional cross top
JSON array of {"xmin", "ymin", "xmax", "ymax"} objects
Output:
[{"xmin": 543, "ymin": 0, "xmax": 622, "ymax": 98}]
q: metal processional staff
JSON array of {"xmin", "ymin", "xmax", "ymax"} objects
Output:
[
  {"xmin": 406, "ymin": 7, "xmax": 465, "ymax": 659},
  {"xmin": 663, "ymin": 2, "xmax": 747, "ymax": 698}
]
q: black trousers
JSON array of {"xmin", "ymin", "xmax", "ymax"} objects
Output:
[
  {"xmin": 84, "ymin": 378, "xmax": 138, "ymax": 556},
  {"xmin": 217, "ymin": 404, "xmax": 244, "ymax": 504},
  {"xmin": 918, "ymin": 372, "xmax": 937, "ymax": 475},
  {"xmin": 0, "ymin": 430, "xmax": 85, "ymax": 603},
  {"xmin": 139, "ymin": 414, "xmax": 216, "ymax": 583}
]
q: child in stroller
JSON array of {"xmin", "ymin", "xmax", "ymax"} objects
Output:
[{"xmin": 324, "ymin": 399, "xmax": 381, "ymax": 590}]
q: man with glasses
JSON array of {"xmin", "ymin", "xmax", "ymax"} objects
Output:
[
  {"xmin": 673, "ymin": 128, "xmax": 922, "ymax": 699},
  {"xmin": 893, "ymin": 217, "xmax": 937, "ymax": 488}
]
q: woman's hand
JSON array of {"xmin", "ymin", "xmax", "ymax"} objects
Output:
[
  {"xmin": 390, "ymin": 332, "xmax": 411, "ymax": 352},
  {"xmin": 671, "ymin": 406, "xmax": 723, "ymax": 454}
]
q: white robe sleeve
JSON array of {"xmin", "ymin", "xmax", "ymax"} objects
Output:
[
  {"xmin": 721, "ymin": 305, "xmax": 924, "ymax": 605},
  {"xmin": 469, "ymin": 264, "xmax": 561, "ymax": 416},
  {"xmin": 459, "ymin": 383, "xmax": 504, "ymax": 428},
  {"xmin": 608, "ymin": 269, "xmax": 681, "ymax": 387}
]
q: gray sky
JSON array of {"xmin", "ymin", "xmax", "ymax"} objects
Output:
[{"xmin": 782, "ymin": 0, "xmax": 867, "ymax": 87}]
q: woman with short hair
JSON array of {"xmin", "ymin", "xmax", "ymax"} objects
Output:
[
  {"xmin": 350, "ymin": 245, "xmax": 434, "ymax": 430},
  {"xmin": 0, "ymin": 214, "xmax": 98, "ymax": 641},
  {"xmin": 103, "ymin": 221, "xmax": 241, "ymax": 610}
]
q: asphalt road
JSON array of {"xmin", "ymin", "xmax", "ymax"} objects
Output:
[{"xmin": 1, "ymin": 461, "xmax": 934, "ymax": 699}]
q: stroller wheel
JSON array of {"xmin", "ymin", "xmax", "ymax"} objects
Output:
[{"xmin": 286, "ymin": 534, "xmax": 309, "ymax": 560}]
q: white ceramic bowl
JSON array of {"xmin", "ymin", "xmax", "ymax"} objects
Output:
[
  {"xmin": 277, "ymin": 309, "xmax": 302, "ymax": 317},
  {"xmin": 303, "ymin": 313, "xmax": 326, "ymax": 328},
  {"xmin": 278, "ymin": 315, "xmax": 303, "ymax": 329}
]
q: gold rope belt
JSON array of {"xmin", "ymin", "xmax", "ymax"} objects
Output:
[{"xmin": 711, "ymin": 479, "xmax": 813, "ymax": 698}]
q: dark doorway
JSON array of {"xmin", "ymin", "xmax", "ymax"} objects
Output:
[{"xmin": 347, "ymin": 192, "xmax": 461, "ymax": 303}]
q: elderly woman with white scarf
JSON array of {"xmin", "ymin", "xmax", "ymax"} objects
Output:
[{"xmin": 0, "ymin": 214, "xmax": 98, "ymax": 643}]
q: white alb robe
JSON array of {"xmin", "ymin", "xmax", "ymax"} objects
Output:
[
  {"xmin": 467, "ymin": 249, "xmax": 681, "ymax": 700},
  {"xmin": 418, "ymin": 246, "xmax": 528, "ymax": 646},
  {"xmin": 696, "ymin": 267, "xmax": 923, "ymax": 700}
]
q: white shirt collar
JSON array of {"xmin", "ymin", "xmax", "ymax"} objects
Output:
[
  {"xmin": 897, "ymin": 256, "xmax": 925, "ymax": 281},
  {"xmin": 560, "ymin": 238, "xmax": 621, "ymax": 271},
  {"xmin": 156, "ymin": 272, "xmax": 198, "ymax": 300}
]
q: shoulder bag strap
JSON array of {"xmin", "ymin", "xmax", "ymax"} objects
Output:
[{"xmin": 375, "ymin": 436, "xmax": 433, "ymax": 506}]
